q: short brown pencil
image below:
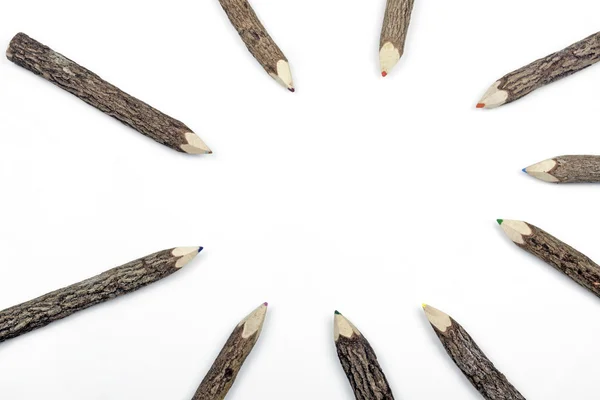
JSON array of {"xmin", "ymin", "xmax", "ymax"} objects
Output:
[
  {"xmin": 192, "ymin": 303, "xmax": 268, "ymax": 400},
  {"xmin": 218, "ymin": 0, "xmax": 294, "ymax": 92},
  {"xmin": 498, "ymin": 219, "xmax": 600, "ymax": 299},
  {"xmin": 6, "ymin": 33, "xmax": 211, "ymax": 154},
  {"xmin": 423, "ymin": 304, "xmax": 526, "ymax": 400},
  {"xmin": 0, "ymin": 247, "xmax": 202, "ymax": 343},
  {"xmin": 333, "ymin": 311, "xmax": 395, "ymax": 400},
  {"xmin": 524, "ymin": 155, "xmax": 600, "ymax": 183},
  {"xmin": 477, "ymin": 31, "xmax": 600, "ymax": 109},
  {"xmin": 379, "ymin": 0, "xmax": 415, "ymax": 77}
]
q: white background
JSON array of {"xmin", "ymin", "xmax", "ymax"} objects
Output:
[{"xmin": 0, "ymin": 0, "xmax": 599, "ymax": 398}]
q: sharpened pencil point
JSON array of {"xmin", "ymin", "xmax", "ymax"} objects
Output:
[
  {"xmin": 421, "ymin": 303, "xmax": 427, "ymax": 309},
  {"xmin": 198, "ymin": 247, "xmax": 204, "ymax": 253},
  {"xmin": 497, "ymin": 219, "xmax": 503, "ymax": 225},
  {"xmin": 522, "ymin": 168, "xmax": 527, "ymax": 173},
  {"xmin": 289, "ymin": 88, "xmax": 295, "ymax": 93},
  {"xmin": 334, "ymin": 310, "xmax": 341, "ymax": 315},
  {"xmin": 172, "ymin": 246, "xmax": 202, "ymax": 268},
  {"xmin": 381, "ymin": 71, "xmax": 388, "ymax": 77},
  {"xmin": 181, "ymin": 132, "xmax": 212, "ymax": 155},
  {"xmin": 476, "ymin": 103, "xmax": 485, "ymax": 109},
  {"xmin": 263, "ymin": 302, "xmax": 268, "ymax": 306}
]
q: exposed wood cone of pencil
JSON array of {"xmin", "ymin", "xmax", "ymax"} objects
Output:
[
  {"xmin": 192, "ymin": 302, "xmax": 268, "ymax": 400},
  {"xmin": 379, "ymin": 0, "xmax": 415, "ymax": 77},
  {"xmin": 498, "ymin": 219, "xmax": 600, "ymax": 299},
  {"xmin": 422, "ymin": 304, "xmax": 526, "ymax": 400},
  {"xmin": 523, "ymin": 155, "xmax": 600, "ymax": 183},
  {"xmin": 0, "ymin": 247, "xmax": 202, "ymax": 344}
]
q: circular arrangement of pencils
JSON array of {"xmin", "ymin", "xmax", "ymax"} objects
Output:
[{"xmin": 3, "ymin": 0, "xmax": 600, "ymax": 399}]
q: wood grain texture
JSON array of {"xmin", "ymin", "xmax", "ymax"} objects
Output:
[
  {"xmin": 193, "ymin": 303, "xmax": 267, "ymax": 400},
  {"xmin": 527, "ymin": 155, "xmax": 600, "ymax": 183},
  {"xmin": 380, "ymin": 0, "xmax": 415, "ymax": 62},
  {"xmin": 6, "ymin": 33, "xmax": 211, "ymax": 154},
  {"xmin": 0, "ymin": 247, "xmax": 200, "ymax": 343},
  {"xmin": 218, "ymin": 0, "xmax": 294, "ymax": 91},
  {"xmin": 480, "ymin": 31, "xmax": 600, "ymax": 107},
  {"xmin": 424, "ymin": 305, "xmax": 526, "ymax": 400},
  {"xmin": 503, "ymin": 221, "xmax": 600, "ymax": 298},
  {"xmin": 334, "ymin": 313, "xmax": 394, "ymax": 400}
]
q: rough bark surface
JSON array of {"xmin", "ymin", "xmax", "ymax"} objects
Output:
[
  {"xmin": 335, "ymin": 334, "xmax": 394, "ymax": 400},
  {"xmin": 193, "ymin": 324, "xmax": 259, "ymax": 400},
  {"xmin": 549, "ymin": 155, "xmax": 600, "ymax": 183},
  {"xmin": 431, "ymin": 319, "xmax": 526, "ymax": 400},
  {"xmin": 218, "ymin": 0, "xmax": 287, "ymax": 75},
  {"xmin": 380, "ymin": 0, "xmax": 415, "ymax": 55},
  {"xmin": 498, "ymin": 31, "xmax": 600, "ymax": 104},
  {"xmin": 520, "ymin": 223, "xmax": 600, "ymax": 297},
  {"xmin": 6, "ymin": 33, "xmax": 195, "ymax": 153},
  {"xmin": 0, "ymin": 249, "xmax": 181, "ymax": 343}
]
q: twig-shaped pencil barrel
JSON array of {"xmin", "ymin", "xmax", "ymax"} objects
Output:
[
  {"xmin": 524, "ymin": 155, "xmax": 600, "ymax": 183},
  {"xmin": 333, "ymin": 311, "xmax": 395, "ymax": 400},
  {"xmin": 192, "ymin": 303, "xmax": 268, "ymax": 400},
  {"xmin": 6, "ymin": 33, "xmax": 211, "ymax": 154},
  {"xmin": 498, "ymin": 219, "xmax": 600, "ymax": 298},
  {"xmin": 423, "ymin": 305, "xmax": 526, "ymax": 400},
  {"xmin": 218, "ymin": 0, "xmax": 294, "ymax": 92},
  {"xmin": 0, "ymin": 247, "xmax": 201, "ymax": 343},
  {"xmin": 380, "ymin": 0, "xmax": 415, "ymax": 77},
  {"xmin": 477, "ymin": 31, "xmax": 600, "ymax": 109}
]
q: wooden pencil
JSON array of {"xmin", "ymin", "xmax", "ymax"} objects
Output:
[
  {"xmin": 379, "ymin": 0, "xmax": 415, "ymax": 77},
  {"xmin": 477, "ymin": 31, "xmax": 600, "ymax": 109},
  {"xmin": 6, "ymin": 33, "xmax": 211, "ymax": 154},
  {"xmin": 423, "ymin": 304, "xmax": 525, "ymax": 400},
  {"xmin": 524, "ymin": 155, "xmax": 600, "ymax": 183},
  {"xmin": 0, "ymin": 247, "xmax": 201, "ymax": 343},
  {"xmin": 192, "ymin": 302, "xmax": 268, "ymax": 400},
  {"xmin": 333, "ymin": 311, "xmax": 395, "ymax": 400},
  {"xmin": 498, "ymin": 219, "xmax": 600, "ymax": 298},
  {"xmin": 218, "ymin": 0, "xmax": 294, "ymax": 92}
]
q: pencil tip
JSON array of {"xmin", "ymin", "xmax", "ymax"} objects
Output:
[
  {"xmin": 263, "ymin": 302, "xmax": 268, "ymax": 307},
  {"xmin": 522, "ymin": 168, "xmax": 527, "ymax": 173},
  {"xmin": 476, "ymin": 103, "xmax": 485, "ymax": 109},
  {"xmin": 334, "ymin": 310, "xmax": 341, "ymax": 315},
  {"xmin": 172, "ymin": 246, "xmax": 202, "ymax": 268},
  {"xmin": 381, "ymin": 71, "xmax": 388, "ymax": 77},
  {"xmin": 497, "ymin": 219, "xmax": 503, "ymax": 225},
  {"xmin": 198, "ymin": 246, "xmax": 204, "ymax": 253},
  {"xmin": 421, "ymin": 303, "xmax": 427, "ymax": 309},
  {"xmin": 289, "ymin": 88, "xmax": 295, "ymax": 93},
  {"xmin": 181, "ymin": 132, "xmax": 212, "ymax": 155}
]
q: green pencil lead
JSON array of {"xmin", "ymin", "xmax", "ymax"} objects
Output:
[
  {"xmin": 497, "ymin": 219, "xmax": 503, "ymax": 225},
  {"xmin": 334, "ymin": 310, "xmax": 341, "ymax": 315}
]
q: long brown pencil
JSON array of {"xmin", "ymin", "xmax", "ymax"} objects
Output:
[
  {"xmin": 6, "ymin": 33, "xmax": 211, "ymax": 154},
  {"xmin": 192, "ymin": 303, "xmax": 268, "ymax": 400},
  {"xmin": 0, "ymin": 247, "xmax": 202, "ymax": 343},
  {"xmin": 423, "ymin": 304, "xmax": 526, "ymax": 400},
  {"xmin": 498, "ymin": 219, "xmax": 600, "ymax": 298},
  {"xmin": 333, "ymin": 311, "xmax": 395, "ymax": 400},
  {"xmin": 379, "ymin": 0, "xmax": 415, "ymax": 77},
  {"xmin": 477, "ymin": 31, "xmax": 600, "ymax": 109},
  {"xmin": 524, "ymin": 155, "xmax": 600, "ymax": 183},
  {"xmin": 218, "ymin": 0, "xmax": 294, "ymax": 92}
]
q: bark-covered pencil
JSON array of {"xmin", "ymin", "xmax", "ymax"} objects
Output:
[
  {"xmin": 498, "ymin": 219, "xmax": 600, "ymax": 298},
  {"xmin": 218, "ymin": 0, "xmax": 294, "ymax": 92},
  {"xmin": 6, "ymin": 33, "xmax": 211, "ymax": 154},
  {"xmin": 477, "ymin": 31, "xmax": 600, "ymax": 109},
  {"xmin": 379, "ymin": 0, "xmax": 415, "ymax": 77},
  {"xmin": 192, "ymin": 302, "xmax": 268, "ymax": 400},
  {"xmin": 423, "ymin": 304, "xmax": 526, "ymax": 400},
  {"xmin": 524, "ymin": 155, "xmax": 600, "ymax": 183},
  {"xmin": 333, "ymin": 311, "xmax": 395, "ymax": 400},
  {"xmin": 0, "ymin": 247, "xmax": 202, "ymax": 343}
]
